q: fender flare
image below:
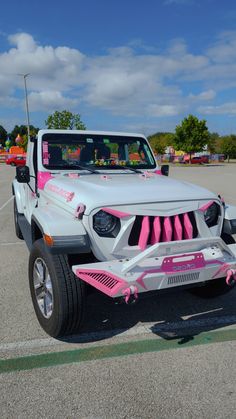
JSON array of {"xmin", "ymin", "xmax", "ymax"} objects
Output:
[{"xmin": 12, "ymin": 179, "xmax": 25, "ymax": 214}]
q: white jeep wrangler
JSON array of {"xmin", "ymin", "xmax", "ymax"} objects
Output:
[{"xmin": 13, "ymin": 129, "xmax": 236, "ymax": 337}]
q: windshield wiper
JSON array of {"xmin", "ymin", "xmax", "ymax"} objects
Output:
[
  {"xmin": 110, "ymin": 165, "xmax": 143, "ymax": 173},
  {"xmin": 73, "ymin": 163, "xmax": 100, "ymax": 173},
  {"xmin": 58, "ymin": 162, "xmax": 100, "ymax": 173}
]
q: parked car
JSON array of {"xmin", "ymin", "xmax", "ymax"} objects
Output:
[
  {"xmin": 185, "ymin": 156, "xmax": 209, "ymax": 164},
  {"xmin": 6, "ymin": 155, "xmax": 26, "ymax": 166}
]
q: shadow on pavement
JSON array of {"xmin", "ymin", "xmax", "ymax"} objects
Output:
[{"xmin": 59, "ymin": 285, "xmax": 236, "ymax": 345}]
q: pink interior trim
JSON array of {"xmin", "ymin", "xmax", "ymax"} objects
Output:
[
  {"xmin": 37, "ymin": 171, "xmax": 53, "ymax": 190},
  {"xmin": 174, "ymin": 215, "xmax": 182, "ymax": 241},
  {"xmin": 138, "ymin": 216, "xmax": 150, "ymax": 250},
  {"xmin": 162, "ymin": 216, "xmax": 172, "ymax": 242},
  {"xmin": 151, "ymin": 216, "xmax": 161, "ymax": 244},
  {"xmin": 199, "ymin": 200, "xmax": 214, "ymax": 212},
  {"xmin": 102, "ymin": 208, "xmax": 130, "ymax": 218},
  {"xmin": 75, "ymin": 268, "xmax": 126, "ymax": 297},
  {"xmin": 183, "ymin": 213, "xmax": 193, "ymax": 239}
]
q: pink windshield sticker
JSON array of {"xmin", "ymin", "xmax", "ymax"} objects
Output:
[{"xmin": 42, "ymin": 141, "xmax": 49, "ymax": 165}]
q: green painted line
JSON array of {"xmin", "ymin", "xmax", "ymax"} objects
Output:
[{"xmin": 1, "ymin": 329, "xmax": 236, "ymax": 374}]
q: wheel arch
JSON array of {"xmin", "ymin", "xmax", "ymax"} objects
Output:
[
  {"xmin": 31, "ymin": 217, "xmax": 44, "ymax": 243},
  {"xmin": 12, "ymin": 179, "xmax": 25, "ymax": 214}
]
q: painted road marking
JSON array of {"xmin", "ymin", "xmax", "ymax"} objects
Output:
[
  {"xmin": 0, "ymin": 195, "xmax": 13, "ymax": 211},
  {"xmin": 1, "ymin": 315, "xmax": 236, "ymax": 353},
  {"xmin": 0, "ymin": 242, "xmax": 24, "ymax": 246},
  {"xmin": 1, "ymin": 329, "xmax": 236, "ymax": 374}
]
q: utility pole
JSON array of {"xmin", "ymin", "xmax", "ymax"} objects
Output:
[{"xmin": 18, "ymin": 73, "xmax": 30, "ymax": 140}]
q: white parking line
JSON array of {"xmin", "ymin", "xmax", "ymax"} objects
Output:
[
  {"xmin": 0, "ymin": 242, "xmax": 24, "ymax": 246},
  {"xmin": 0, "ymin": 196, "xmax": 13, "ymax": 211},
  {"xmin": 1, "ymin": 315, "xmax": 236, "ymax": 353}
]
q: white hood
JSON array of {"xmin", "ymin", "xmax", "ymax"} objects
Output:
[{"xmin": 42, "ymin": 172, "xmax": 217, "ymax": 214}]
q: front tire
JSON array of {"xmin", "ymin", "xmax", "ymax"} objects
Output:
[{"xmin": 29, "ymin": 239, "xmax": 86, "ymax": 337}]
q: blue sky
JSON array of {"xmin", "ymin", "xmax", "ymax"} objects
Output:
[{"xmin": 1, "ymin": 0, "xmax": 236, "ymax": 135}]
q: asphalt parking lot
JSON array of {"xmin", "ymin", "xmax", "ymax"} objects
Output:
[{"xmin": 1, "ymin": 163, "xmax": 236, "ymax": 418}]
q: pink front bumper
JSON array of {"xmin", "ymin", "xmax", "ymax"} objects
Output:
[{"xmin": 72, "ymin": 240, "xmax": 236, "ymax": 301}]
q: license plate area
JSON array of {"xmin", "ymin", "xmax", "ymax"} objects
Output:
[{"xmin": 162, "ymin": 252, "xmax": 205, "ymax": 273}]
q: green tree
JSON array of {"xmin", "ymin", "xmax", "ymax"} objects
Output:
[
  {"xmin": 220, "ymin": 135, "xmax": 236, "ymax": 162},
  {"xmin": 173, "ymin": 115, "xmax": 210, "ymax": 161},
  {"xmin": 9, "ymin": 125, "xmax": 39, "ymax": 142},
  {"xmin": 148, "ymin": 132, "xmax": 174, "ymax": 155},
  {"xmin": 0, "ymin": 125, "xmax": 7, "ymax": 145},
  {"xmin": 208, "ymin": 132, "xmax": 220, "ymax": 154},
  {"xmin": 9, "ymin": 125, "xmax": 39, "ymax": 151},
  {"xmin": 45, "ymin": 110, "xmax": 86, "ymax": 130}
]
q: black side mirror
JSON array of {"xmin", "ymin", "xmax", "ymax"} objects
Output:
[
  {"xmin": 16, "ymin": 166, "xmax": 30, "ymax": 183},
  {"xmin": 161, "ymin": 164, "xmax": 169, "ymax": 176}
]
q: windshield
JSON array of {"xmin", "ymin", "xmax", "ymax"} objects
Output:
[{"xmin": 41, "ymin": 133, "xmax": 156, "ymax": 171}]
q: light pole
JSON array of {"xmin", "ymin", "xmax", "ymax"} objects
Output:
[{"xmin": 18, "ymin": 73, "xmax": 30, "ymax": 140}]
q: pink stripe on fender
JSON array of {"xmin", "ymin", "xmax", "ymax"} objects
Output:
[
  {"xmin": 37, "ymin": 171, "xmax": 53, "ymax": 190},
  {"xmin": 138, "ymin": 216, "xmax": 150, "ymax": 250},
  {"xmin": 151, "ymin": 216, "xmax": 161, "ymax": 244},
  {"xmin": 199, "ymin": 200, "xmax": 214, "ymax": 212},
  {"xmin": 183, "ymin": 213, "xmax": 193, "ymax": 239},
  {"xmin": 162, "ymin": 217, "xmax": 172, "ymax": 242},
  {"xmin": 174, "ymin": 215, "xmax": 182, "ymax": 241},
  {"xmin": 102, "ymin": 208, "xmax": 130, "ymax": 218}
]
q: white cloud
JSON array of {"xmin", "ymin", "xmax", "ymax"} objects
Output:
[
  {"xmin": 146, "ymin": 104, "xmax": 184, "ymax": 117},
  {"xmin": 188, "ymin": 90, "xmax": 216, "ymax": 101},
  {"xmin": 8, "ymin": 32, "xmax": 37, "ymax": 53},
  {"xmin": 28, "ymin": 91, "xmax": 79, "ymax": 112},
  {"xmin": 0, "ymin": 31, "xmax": 236, "ymax": 123},
  {"xmin": 198, "ymin": 102, "xmax": 236, "ymax": 115},
  {"xmin": 207, "ymin": 31, "xmax": 236, "ymax": 63}
]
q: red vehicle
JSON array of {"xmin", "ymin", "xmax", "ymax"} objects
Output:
[
  {"xmin": 185, "ymin": 156, "xmax": 209, "ymax": 164},
  {"xmin": 6, "ymin": 155, "xmax": 26, "ymax": 166}
]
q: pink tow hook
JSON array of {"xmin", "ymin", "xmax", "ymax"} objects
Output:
[
  {"xmin": 122, "ymin": 285, "xmax": 138, "ymax": 304},
  {"xmin": 226, "ymin": 269, "xmax": 236, "ymax": 286}
]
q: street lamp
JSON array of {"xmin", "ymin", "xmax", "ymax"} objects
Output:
[{"xmin": 18, "ymin": 73, "xmax": 30, "ymax": 140}]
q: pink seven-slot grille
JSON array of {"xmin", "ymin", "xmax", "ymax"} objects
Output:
[{"xmin": 128, "ymin": 212, "xmax": 197, "ymax": 250}]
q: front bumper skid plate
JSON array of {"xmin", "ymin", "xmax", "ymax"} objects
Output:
[{"xmin": 72, "ymin": 237, "xmax": 236, "ymax": 299}]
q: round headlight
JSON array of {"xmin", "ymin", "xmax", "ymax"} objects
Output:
[
  {"xmin": 204, "ymin": 202, "xmax": 219, "ymax": 227},
  {"xmin": 93, "ymin": 210, "xmax": 119, "ymax": 236}
]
